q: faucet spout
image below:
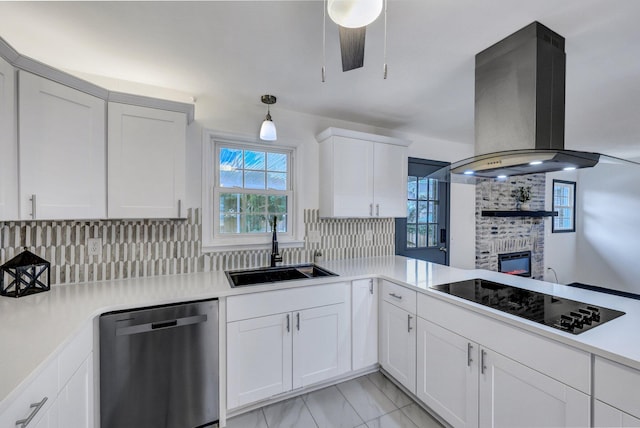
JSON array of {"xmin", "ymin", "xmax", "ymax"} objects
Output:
[{"xmin": 270, "ymin": 215, "xmax": 283, "ymax": 267}]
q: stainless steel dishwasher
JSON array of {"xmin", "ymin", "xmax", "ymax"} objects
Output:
[{"xmin": 99, "ymin": 299, "xmax": 219, "ymax": 428}]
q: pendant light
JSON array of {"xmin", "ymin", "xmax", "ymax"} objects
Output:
[
  {"xmin": 327, "ymin": 0, "xmax": 383, "ymax": 28},
  {"xmin": 259, "ymin": 95, "xmax": 277, "ymax": 141}
]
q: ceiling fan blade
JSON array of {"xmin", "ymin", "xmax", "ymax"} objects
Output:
[{"xmin": 338, "ymin": 25, "xmax": 366, "ymax": 71}]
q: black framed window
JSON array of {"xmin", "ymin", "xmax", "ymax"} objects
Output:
[{"xmin": 552, "ymin": 180, "xmax": 576, "ymax": 233}]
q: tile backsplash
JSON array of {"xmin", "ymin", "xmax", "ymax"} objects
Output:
[{"xmin": 0, "ymin": 209, "xmax": 394, "ymax": 285}]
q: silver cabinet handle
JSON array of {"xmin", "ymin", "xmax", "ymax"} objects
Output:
[
  {"xmin": 408, "ymin": 314, "xmax": 413, "ymax": 332},
  {"xmin": 376, "ymin": 203, "xmax": 380, "ymax": 216},
  {"xmin": 15, "ymin": 396, "xmax": 48, "ymax": 427},
  {"xmin": 296, "ymin": 312, "xmax": 300, "ymax": 331},
  {"xmin": 369, "ymin": 203, "xmax": 373, "ymax": 216},
  {"xmin": 369, "ymin": 279, "xmax": 374, "ymax": 295},
  {"xmin": 178, "ymin": 199, "xmax": 182, "ymax": 218},
  {"xmin": 481, "ymin": 349, "xmax": 487, "ymax": 374},
  {"xmin": 389, "ymin": 292, "xmax": 403, "ymax": 300},
  {"xmin": 30, "ymin": 194, "xmax": 37, "ymax": 219},
  {"xmin": 116, "ymin": 314, "xmax": 207, "ymax": 336},
  {"xmin": 467, "ymin": 343, "xmax": 473, "ymax": 367},
  {"xmin": 286, "ymin": 314, "xmax": 290, "ymax": 333}
]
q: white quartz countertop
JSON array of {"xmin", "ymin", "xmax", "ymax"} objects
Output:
[{"xmin": 2, "ymin": 255, "xmax": 640, "ymax": 410}]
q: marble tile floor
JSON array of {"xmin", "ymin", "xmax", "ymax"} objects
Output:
[{"xmin": 226, "ymin": 371, "xmax": 444, "ymax": 428}]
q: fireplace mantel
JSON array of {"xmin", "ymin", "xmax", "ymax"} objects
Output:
[{"xmin": 481, "ymin": 210, "xmax": 558, "ymax": 218}]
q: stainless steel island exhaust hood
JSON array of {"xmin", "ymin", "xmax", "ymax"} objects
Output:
[{"xmin": 450, "ymin": 21, "xmax": 601, "ymax": 178}]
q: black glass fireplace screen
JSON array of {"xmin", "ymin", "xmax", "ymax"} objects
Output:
[{"xmin": 498, "ymin": 251, "xmax": 531, "ymax": 277}]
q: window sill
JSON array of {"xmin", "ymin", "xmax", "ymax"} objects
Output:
[{"xmin": 201, "ymin": 239, "xmax": 305, "ymax": 253}]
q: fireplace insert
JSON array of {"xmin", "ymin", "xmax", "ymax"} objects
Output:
[{"xmin": 498, "ymin": 251, "xmax": 531, "ymax": 277}]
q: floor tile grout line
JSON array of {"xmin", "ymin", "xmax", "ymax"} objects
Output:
[
  {"xmin": 365, "ymin": 372, "xmax": 402, "ymax": 416},
  {"xmin": 259, "ymin": 408, "xmax": 269, "ymax": 428},
  {"xmin": 301, "ymin": 396, "xmax": 321, "ymax": 428},
  {"xmin": 335, "ymin": 380, "xmax": 370, "ymax": 426}
]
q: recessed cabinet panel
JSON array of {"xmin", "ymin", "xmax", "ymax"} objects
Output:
[
  {"xmin": 380, "ymin": 301, "xmax": 416, "ymax": 393},
  {"xmin": 108, "ymin": 103, "xmax": 186, "ymax": 218},
  {"xmin": 0, "ymin": 56, "xmax": 17, "ymax": 220},
  {"xmin": 18, "ymin": 71, "xmax": 106, "ymax": 219},
  {"xmin": 227, "ymin": 313, "xmax": 293, "ymax": 409},
  {"xmin": 594, "ymin": 400, "xmax": 640, "ymax": 428},
  {"xmin": 352, "ymin": 278, "xmax": 378, "ymax": 370}
]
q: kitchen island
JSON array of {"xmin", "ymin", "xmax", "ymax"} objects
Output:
[{"xmin": 2, "ymin": 255, "xmax": 640, "ymax": 427}]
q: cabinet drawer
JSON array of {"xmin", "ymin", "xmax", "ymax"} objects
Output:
[
  {"xmin": 227, "ymin": 282, "xmax": 349, "ymax": 322},
  {"xmin": 381, "ymin": 280, "xmax": 416, "ymax": 314},
  {"xmin": 419, "ymin": 292, "xmax": 591, "ymax": 393},
  {"xmin": 0, "ymin": 357, "xmax": 58, "ymax": 428},
  {"xmin": 594, "ymin": 356, "xmax": 640, "ymax": 418}
]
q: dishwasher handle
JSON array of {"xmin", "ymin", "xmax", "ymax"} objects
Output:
[{"xmin": 116, "ymin": 314, "xmax": 208, "ymax": 336}]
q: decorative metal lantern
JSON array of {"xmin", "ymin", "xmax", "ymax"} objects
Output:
[{"xmin": 0, "ymin": 248, "xmax": 51, "ymax": 298}]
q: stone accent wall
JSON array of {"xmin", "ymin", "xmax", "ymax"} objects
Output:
[
  {"xmin": 475, "ymin": 174, "xmax": 546, "ymax": 279},
  {"xmin": 0, "ymin": 209, "xmax": 394, "ymax": 285}
]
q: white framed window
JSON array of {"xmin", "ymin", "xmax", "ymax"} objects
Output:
[
  {"xmin": 552, "ymin": 179, "xmax": 576, "ymax": 233},
  {"xmin": 202, "ymin": 132, "xmax": 298, "ymax": 250}
]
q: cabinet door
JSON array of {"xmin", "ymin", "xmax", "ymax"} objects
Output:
[
  {"xmin": 57, "ymin": 354, "xmax": 94, "ymax": 428},
  {"xmin": 380, "ymin": 301, "xmax": 416, "ymax": 393},
  {"xmin": 352, "ymin": 278, "xmax": 378, "ymax": 371},
  {"xmin": 33, "ymin": 400, "xmax": 59, "ymax": 428},
  {"xmin": 108, "ymin": 103, "xmax": 186, "ymax": 219},
  {"xmin": 18, "ymin": 71, "xmax": 106, "ymax": 220},
  {"xmin": 320, "ymin": 136, "xmax": 374, "ymax": 217},
  {"xmin": 417, "ymin": 318, "xmax": 479, "ymax": 428},
  {"xmin": 0, "ymin": 56, "xmax": 17, "ymax": 220},
  {"xmin": 227, "ymin": 313, "xmax": 292, "ymax": 409},
  {"xmin": 479, "ymin": 348, "xmax": 590, "ymax": 428},
  {"xmin": 594, "ymin": 400, "xmax": 640, "ymax": 428},
  {"xmin": 293, "ymin": 303, "xmax": 350, "ymax": 389},
  {"xmin": 373, "ymin": 143, "xmax": 407, "ymax": 217}
]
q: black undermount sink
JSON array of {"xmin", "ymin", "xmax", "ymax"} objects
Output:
[{"xmin": 225, "ymin": 264, "xmax": 338, "ymax": 287}]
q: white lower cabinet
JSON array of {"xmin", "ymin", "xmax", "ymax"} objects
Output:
[
  {"xmin": 478, "ymin": 347, "xmax": 589, "ymax": 428},
  {"xmin": 380, "ymin": 300, "xmax": 416, "ymax": 393},
  {"xmin": 352, "ymin": 278, "xmax": 378, "ymax": 371},
  {"xmin": 226, "ymin": 283, "xmax": 351, "ymax": 410},
  {"xmin": 417, "ymin": 318, "xmax": 478, "ymax": 428},
  {"xmin": 594, "ymin": 400, "xmax": 640, "ymax": 427},
  {"xmin": 56, "ymin": 354, "xmax": 94, "ymax": 428}
]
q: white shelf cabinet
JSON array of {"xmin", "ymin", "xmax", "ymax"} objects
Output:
[
  {"xmin": 108, "ymin": 102, "xmax": 186, "ymax": 219},
  {"xmin": 0, "ymin": 56, "xmax": 17, "ymax": 220},
  {"xmin": 352, "ymin": 278, "xmax": 378, "ymax": 371},
  {"xmin": 316, "ymin": 127, "xmax": 409, "ymax": 218},
  {"xmin": 226, "ymin": 283, "xmax": 351, "ymax": 410},
  {"xmin": 18, "ymin": 71, "xmax": 106, "ymax": 220}
]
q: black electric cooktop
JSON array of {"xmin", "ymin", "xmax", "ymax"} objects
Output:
[{"xmin": 430, "ymin": 279, "xmax": 625, "ymax": 335}]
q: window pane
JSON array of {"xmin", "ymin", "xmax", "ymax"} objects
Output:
[
  {"xmin": 268, "ymin": 195, "xmax": 287, "ymax": 214},
  {"xmin": 407, "ymin": 225, "xmax": 416, "ymax": 248},
  {"xmin": 418, "ymin": 201, "xmax": 428, "ymax": 223},
  {"xmin": 220, "ymin": 148, "xmax": 243, "ymax": 169},
  {"xmin": 244, "ymin": 171, "xmax": 265, "ymax": 189},
  {"xmin": 220, "ymin": 193, "xmax": 241, "ymax": 213},
  {"xmin": 220, "ymin": 213, "xmax": 240, "ymax": 234},
  {"xmin": 408, "ymin": 176, "xmax": 417, "ymax": 199},
  {"xmin": 428, "ymin": 224, "xmax": 438, "ymax": 247},
  {"xmin": 267, "ymin": 172, "xmax": 286, "ymax": 190},
  {"xmin": 244, "ymin": 150, "xmax": 265, "ymax": 170},
  {"xmin": 244, "ymin": 194, "xmax": 266, "ymax": 213},
  {"xmin": 417, "ymin": 225, "xmax": 427, "ymax": 247},
  {"xmin": 220, "ymin": 170, "xmax": 242, "ymax": 188},
  {"xmin": 418, "ymin": 178, "xmax": 428, "ymax": 200},
  {"xmin": 428, "ymin": 201, "xmax": 438, "ymax": 223},
  {"xmin": 267, "ymin": 152, "xmax": 287, "ymax": 172},
  {"xmin": 429, "ymin": 179, "xmax": 438, "ymax": 200},
  {"xmin": 244, "ymin": 215, "xmax": 267, "ymax": 233},
  {"xmin": 407, "ymin": 201, "xmax": 417, "ymax": 223}
]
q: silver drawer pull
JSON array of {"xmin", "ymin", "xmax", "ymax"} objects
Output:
[
  {"xmin": 467, "ymin": 343, "xmax": 473, "ymax": 367},
  {"xmin": 30, "ymin": 194, "xmax": 37, "ymax": 219},
  {"xmin": 389, "ymin": 292, "xmax": 403, "ymax": 300},
  {"xmin": 15, "ymin": 396, "xmax": 48, "ymax": 427},
  {"xmin": 408, "ymin": 314, "xmax": 413, "ymax": 332}
]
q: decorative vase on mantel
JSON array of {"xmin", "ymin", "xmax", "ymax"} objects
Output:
[
  {"xmin": 518, "ymin": 201, "xmax": 531, "ymax": 211},
  {"xmin": 513, "ymin": 186, "xmax": 532, "ymax": 211}
]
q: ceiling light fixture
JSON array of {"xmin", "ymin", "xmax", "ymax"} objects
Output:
[
  {"xmin": 529, "ymin": 160, "xmax": 543, "ymax": 165},
  {"xmin": 259, "ymin": 95, "xmax": 277, "ymax": 141},
  {"xmin": 327, "ymin": 0, "xmax": 383, "ymax": 28}
]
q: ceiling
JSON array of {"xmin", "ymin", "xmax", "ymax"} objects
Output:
[{"xmin": 1, "ymin": 1, "xmax": 639, "ymax": 157}]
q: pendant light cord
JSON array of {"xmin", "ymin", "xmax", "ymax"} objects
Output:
[
  {"xmin": 383, "ymin": 0, "xmax": 388, "ymax": 79},
  {"xmin": 322, "ymin": 0, "xmax": 327, "ymax": 82}
]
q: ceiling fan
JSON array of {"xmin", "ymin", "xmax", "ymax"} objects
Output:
[{"xmin": 326, "ymin": 0, "xmax": 385, "ymax": 73}]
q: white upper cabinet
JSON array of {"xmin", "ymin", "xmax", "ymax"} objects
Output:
[
  {"xmin": 107, "ymin": 103, "xmax": 186, "ymax": 219},
  {"xmin": 317, "ymin": 127, "xmax": 409, "ymax": 218},
  {"xmin": 0, "ymin": 56, "xmax": 17, "ymax": 220},
  {"xmin": 18, "ymin": 71, "xmax": 106, "ymax": 220}
]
